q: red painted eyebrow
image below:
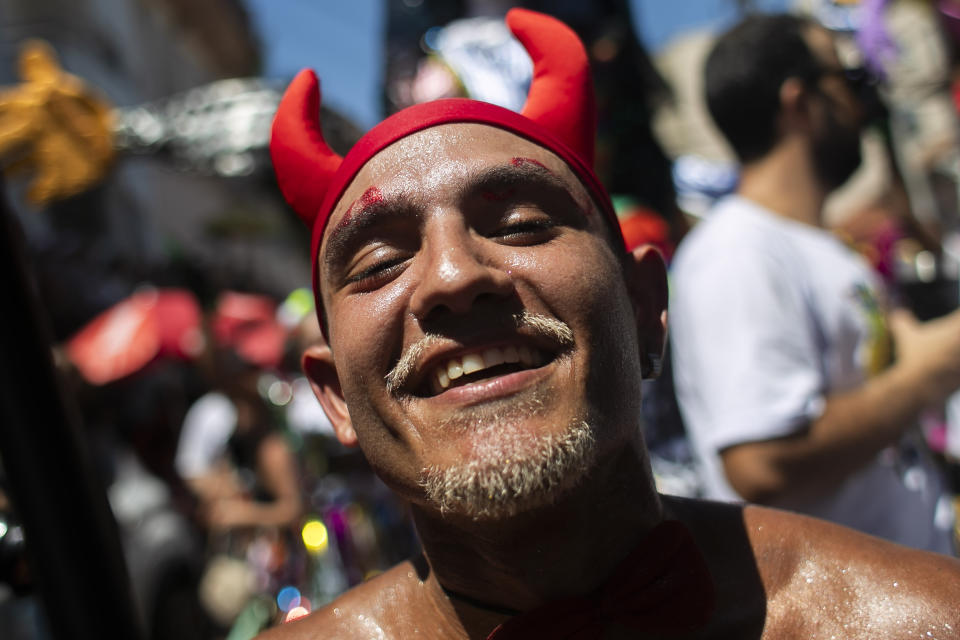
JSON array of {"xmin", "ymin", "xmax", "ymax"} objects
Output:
[
  {"xmin": 477, "ymin": 158, "xmax": 553, "ymax": 201},
  {"xmin": 511, "ymin": 157, "xmax": 593, "ymax": 217},
  {"xmin": 333, "ymin": 186, "xmax": 384, "ymax": 236},
  {"xmin": 511, "ymin": 156, "xmax": 549, "ymax": 170}
]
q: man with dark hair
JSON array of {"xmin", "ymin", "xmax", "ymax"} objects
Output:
[
  {"xmin": 259, "ymin": 9, "xmax": 960, "ymax": 638},
  {"xmin": 672, "ymin": 12, "xmax": 960, "ymax": 554},
  {"xmin": 704, "ymin": 14, "xmax": 824, "ymax": 164}
]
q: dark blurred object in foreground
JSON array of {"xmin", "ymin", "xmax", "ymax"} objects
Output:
[{"xmin": 0, "ymin": 181, "xmax": 143, "ymax": 639}]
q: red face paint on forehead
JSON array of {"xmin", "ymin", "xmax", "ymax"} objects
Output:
[
  {"xmin": 360, "ymin": 186, "xmax": 384, "ymax": 207},
  {"xmin": 511, "ymin": 156, "xmax": 549, "ymax": 170},
  {"xmin": 333, "ymin": 186, "xmax": 384, "ymax": 235}
]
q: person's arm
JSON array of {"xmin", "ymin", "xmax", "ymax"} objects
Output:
[
  {"xmin": 205, "ymin": 433, "xmax": 303, "ymax": 530},
  {"xmin": 723, "ymin": 307, "xmax": 960, "ymax": 504},
  {"xmin": 184, "ymin": 460, "xmax": 246, "ymax": 503}
]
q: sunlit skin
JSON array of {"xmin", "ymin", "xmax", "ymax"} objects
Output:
[
  {"xmin": 259, "ymin": 124, "xmax": 960, "ymax": 640},
  {"xmin": 316, "ymin": 125, "xmax": 657, "ymax": 509},
  {"xmin": 297, "ymin": 124, "xmax": 672, "ymax": 623}
]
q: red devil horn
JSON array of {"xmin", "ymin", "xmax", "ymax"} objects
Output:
[
  {"xmin": 507, "ymin": 8, "xmax": 596, "ymax": 167},
  {"xmin": 270, "ymin": 69, "xmax": 344, "ymax": 227}
]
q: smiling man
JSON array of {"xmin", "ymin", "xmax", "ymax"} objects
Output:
[
  {"xmin": 315, "ymin": 124, "xmax": 653, "ymax": 527},
  {"xmin": 259, "ymin": 9, "xmax": 960, "ymax": 639}
]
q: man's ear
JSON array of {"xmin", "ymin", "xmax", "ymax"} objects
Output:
[
  {"xmin": 779, "ymin": 76, "xmax": 812, "ymax": 132},
  {"xmin": 625, "ymin": 245, "xmax": 668, "ymax": 378},
  {"xmin": 301, "ymin": 344, "xmax": 358, "ymax": 447}
]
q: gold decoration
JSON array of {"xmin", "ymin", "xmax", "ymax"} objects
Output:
[{"xmin": 0, "ymin": 40, "xmax": 115, "ymax": 205}]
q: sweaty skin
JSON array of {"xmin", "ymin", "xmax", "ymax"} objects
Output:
[
  {"xmin": 260, "ymin": 124, "xmax": 960, "ymax": 639},
  {"xmin": 262, "ymin": 499, "xmax": 960, "ymax": 639},
  {"xmin": 315, "ymin": 124, "xmax": 646, "ymax": 511}
]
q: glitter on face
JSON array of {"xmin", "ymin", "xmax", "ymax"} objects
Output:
[
  {"xmin": 327, "ymin": 126, "xmax": 601, "ymax": 264},
  {"xmin": 334, "ymin": 185, "xmax": 384, "ymax": 235},
  {"xmin": 511, "ymin": 156, "xmax": 548, "ymax": 170}
]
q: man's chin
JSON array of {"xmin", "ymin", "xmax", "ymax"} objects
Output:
[{"xmin": 417, "ymin": 417, "xmax": 596, "ymax": 521}]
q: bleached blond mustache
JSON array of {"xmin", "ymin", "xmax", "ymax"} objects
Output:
[{"xmin": 385, "ymin": 311, "xmax": 574, "ymax": 394}]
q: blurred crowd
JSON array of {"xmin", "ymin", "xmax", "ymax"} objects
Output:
[
  {"xmin": 3, "ymin": 0, "xmax": 960, "ymax": 637},
  {"xmin": 2, "ymin": 283, "xmax": 421, "ymax": 638}
]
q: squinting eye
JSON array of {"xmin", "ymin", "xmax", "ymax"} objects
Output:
[
  {"xmin": 345, "ymin": 255, "xmax": 408, "ymax": 288},
  {"xmin": 492, "ymin": 218, "xmax": 557, "ymax": 243}
]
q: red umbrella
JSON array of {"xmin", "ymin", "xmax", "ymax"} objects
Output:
[
  {"xmin": 66, "ymin": 287, "xmax": 203, "ymax": 385},
  {"xmin": 211, "ymin": 290, "xmax": 288, "ymax": 370}
]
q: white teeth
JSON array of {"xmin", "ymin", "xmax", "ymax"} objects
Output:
[
  {"xmin": 482, "ymin": 347, "xmax": 505, "ymax": 368},
  {"xmin": 462, "ymin": 353, "xmax": 484, "ymax": 375},
  {"xmin": 518, "ymin": 346, "xmax": 534, "ymax": 366},
  {"xmin": 431, "ymin": 345, "xmax": 543, "ymax": 393}
]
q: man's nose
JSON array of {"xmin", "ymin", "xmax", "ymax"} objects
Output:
[{"xmin": 409, "ymin": 225, "xmax": 515, "ymax": 322}]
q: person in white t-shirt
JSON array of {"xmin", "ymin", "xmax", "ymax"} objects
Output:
[{"xmin": 671, "ymin": 13, "xmax": 960, "ymax": 554}]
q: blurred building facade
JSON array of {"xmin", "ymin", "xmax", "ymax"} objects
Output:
[{"xmin": 0, "ymin": 0, "xmax": 311, "ymax": 341}]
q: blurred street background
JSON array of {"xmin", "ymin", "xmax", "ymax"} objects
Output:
[{"xmin": 2, "ymin": 0, "xmax": 960, "ymax": 638}]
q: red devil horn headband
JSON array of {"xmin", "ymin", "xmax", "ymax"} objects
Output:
[
  {"xmin": 270, "ymin": 8, "xmax": 602, "ymax": 235},
  {"xmin": 508, "ymin": 8, "xmax": 595, "ymax": 168},
  {"xmin": 270, "ymin": 69, "xmax": 342, "ymax": 224}
]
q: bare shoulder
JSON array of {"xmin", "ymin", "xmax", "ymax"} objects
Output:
[
  {"xmin": 255, "ymin": 559, "xmax": 442, "ymax": 639},
  {"xmin": 743, "ymin": 504, "xmax": 960, "ymax": 638},
  {"xmin": 664, "ymin": 496, "xmax": 960, "ymax": 638}
]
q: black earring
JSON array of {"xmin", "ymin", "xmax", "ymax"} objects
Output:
[{"xmin": 641, "ymin": 352, "xmax": 662, "ymax": 380}]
